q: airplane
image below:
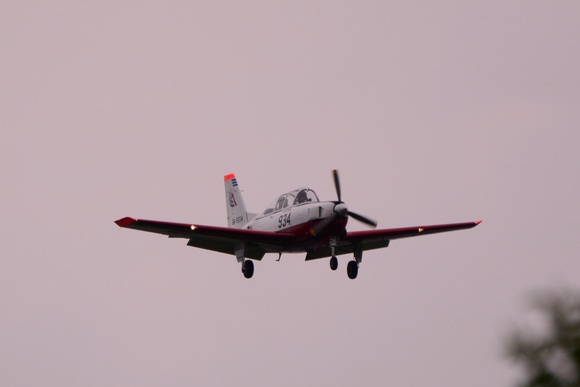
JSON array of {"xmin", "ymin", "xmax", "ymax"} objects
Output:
[{"xmin": 115, "ymin": 170, "xmax": 481, "ymax": 279}]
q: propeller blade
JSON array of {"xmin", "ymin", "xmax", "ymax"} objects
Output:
[
  {"xmin": 332, "ymin": 169, "xmax": 342, "ymax": 202},
  {"xmin": 326, "ymin": 169, "xmax": 377, "ymax": 231},
  {"xmin": 347, "ymin": 211, "xmax": 378, "ymax": 228}
]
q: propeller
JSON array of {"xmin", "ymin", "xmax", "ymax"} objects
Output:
[
  {"xmin": 333, "ymin": 169, "xmax": 342, "ymax": 202},
  {"xmin": 310, "ymin": 170, "xmax": 377, "ymax": 236},
  {"xmin": 347, "ymin": 210, "xmax": 378, "ymax": 228},
  {"xmin": 332, "ymin": 170, "xmax": 377, "ymax": 228}
]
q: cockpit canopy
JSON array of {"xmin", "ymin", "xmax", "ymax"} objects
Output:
[{"xmin": 263, "ymin": 188, "xmax": 319, "ymax": 215}]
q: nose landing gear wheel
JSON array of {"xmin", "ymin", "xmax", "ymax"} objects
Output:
[
  {"xmin": 347, "ymin": 260, "xmax": 358, "ymax": 279},
  {"xmin": 330, "ymin": 256, "xmax": 338, "ymax": 271},
  {"xmin": 242, "ymin": 260, "xmax": 254, "ymax": 279}
]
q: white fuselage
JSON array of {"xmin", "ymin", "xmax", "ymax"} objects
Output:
[{"xmin": 245, "ymin": 201, "xmax": 338, "ymax": 233}]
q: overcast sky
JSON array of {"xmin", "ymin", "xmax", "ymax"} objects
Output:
[{"xmin": 2, "ymin": 1, "xmax": 579, "ymax": 386}]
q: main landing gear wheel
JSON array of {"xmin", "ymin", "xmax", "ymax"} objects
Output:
[
  {"xmin": 242, "ymin": 260, "xmax": 254, "ymax": 279},
  {"xmin": 347, "ymin": 260, "xmax": 358, "ymax": 279},
  {"xmin": 330, "ymin": 256, "xmax": 338, "ymax": 271}
]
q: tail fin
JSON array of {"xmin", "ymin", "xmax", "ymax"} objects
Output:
[{"xmin": 224, "ymin": 173, "xmax": 249, "ymax": 228}]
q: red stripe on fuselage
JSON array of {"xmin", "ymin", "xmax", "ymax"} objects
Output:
[{"xmin": 269, "ymin": 217, "xmax": 348, "ymax": 252}]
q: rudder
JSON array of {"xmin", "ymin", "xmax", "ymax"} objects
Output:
[{"xmin": 224, "ymin": 173, "xmax": 249, "ymax": 228}]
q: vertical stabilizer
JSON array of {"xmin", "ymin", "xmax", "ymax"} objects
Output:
[{"xmin": 224, "ymin": 173, "xmax": 249, "ymax": 228}]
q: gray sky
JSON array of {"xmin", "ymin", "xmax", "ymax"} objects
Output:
[{"xmin": 2, "ymin": 1, "xmax": 579, "ymax": 386}]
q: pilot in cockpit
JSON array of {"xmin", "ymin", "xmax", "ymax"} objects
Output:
[
  {"xmin": 275, "ymin": 195, "xmax": 287, "ymax": 211},
  {"xmin": 295, "ymin": 189, "xmax": 310, "ymax": 204}
]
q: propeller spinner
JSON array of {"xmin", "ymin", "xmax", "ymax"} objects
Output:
[{"xmin": 310, "ymin": 170, "xmax": 377, "ymax": 236}]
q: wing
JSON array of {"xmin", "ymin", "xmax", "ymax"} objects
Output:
[
  {"xmin": 115, "ymin": 217, "xmax": 295, "ymax": 260},
  {"xmin": 305, "ymin": 220, "xmax": 482, "ymax": 260}
]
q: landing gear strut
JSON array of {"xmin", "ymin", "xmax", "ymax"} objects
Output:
[
  {"xmin": 330, "ymin": 256, "xmax": 338, "ymax": 271},
  {"xmin": 329, "ymin": 238, "xmax": 338, "ymax": 271},
  {"xmin": 242, "ymin": 260, "xmax": 254, "ymax": 279}
]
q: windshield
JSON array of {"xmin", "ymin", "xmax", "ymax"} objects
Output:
[{"xmin": 262, "ymin": 188, "xmax": 319, "ymax": 214}]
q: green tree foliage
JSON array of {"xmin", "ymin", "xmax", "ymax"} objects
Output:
[{"xmin": 506, "ymin": 290, "xmax": 580, "ymax": 387}]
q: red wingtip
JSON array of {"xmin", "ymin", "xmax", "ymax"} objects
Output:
[
  {"xmin": 475, "ymin": 220, "xmax": 483, "ymax": 225},
  {"xmin": 224, "ymin": 173, "xmax": 236, "ymax": 182},
  {"xmin": 115, "ymin": 217, "xmax": 137, "ymax": 227}
]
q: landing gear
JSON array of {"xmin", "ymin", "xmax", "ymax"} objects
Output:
[
  {"xmin": 242, "ymin": 260, "xmax": 254, "ymax": 279},
  {"xmin": 347, "ymin": 260, "xmax": 358, "ymax": 279},
  {"xmin": 329, "ymin": 238, "xmax": 339, "ymax": 271},
  {"xmin": 346, "ymin": 246, "xmax": 362, "ymax": 280},
  {"xmin": 330, "ymin": 256, "xmax": 338, "ymax": 271}
]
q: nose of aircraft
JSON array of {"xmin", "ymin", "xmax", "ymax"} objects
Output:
[{"xmin": 334, "ymin": 202, "xmax": 348, "ymax": 217}]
